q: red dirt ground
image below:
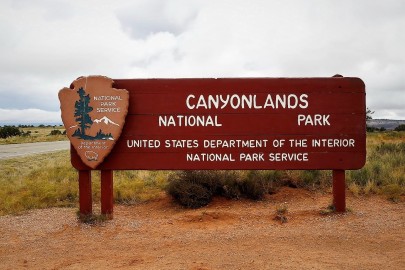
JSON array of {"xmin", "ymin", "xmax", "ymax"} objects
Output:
[{"xmin": 0, "ymin": 188, "xmax": 404, "ymax": 269}]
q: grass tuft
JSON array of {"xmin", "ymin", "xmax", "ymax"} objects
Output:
[
  {"xmin": 320, "ymin": 204, "xmax": 336, "ymax": 215},
  {"xmin": 76, "ymin": 211, "xmax": 111, "ymax": 224},
  {"xmin": 274, "ymin": 203, "xmax": 288, "ymax": 223}
]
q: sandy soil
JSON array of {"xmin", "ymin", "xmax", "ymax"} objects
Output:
[{"xmin": 0, "ymin": 188, "xmax": 404, "ymax": 270}]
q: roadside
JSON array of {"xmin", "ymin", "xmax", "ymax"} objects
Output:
[
  {"xmin": 0, "ymin": 189, "xmax": 403, "ymax": 270},
  {"xmin": 0, "ymin": 141, "xmax": 70, "ymax": 160}
]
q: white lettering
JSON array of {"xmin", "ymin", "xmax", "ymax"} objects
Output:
[
  {"xmin": 185, "ymin": 94, "xmax": 309, "ymax": 110},
  {"xmin": 187, "ymin": 153, "xmax": 236, "ymax": 162},
  {"xmin": 186, "ymin": 94, "xmax": 195, "ymax": 109},
  {"xmin": 312, "ymin": 139, "xmax": 355, "ymax": 147},
  {"xmin": 269, "ymin": 152, "xmax": 309, "ymax": 162},
  {"xmin": 240, "ymin": 153, "xmax": 265, "ymax": 161},
  {"xmin": 158, "ymin": 115, "xmax": 222, "ymax": 127},
  {"xmin": 298, "ymin": 114, "xmax": 331, "ymax": 126}
]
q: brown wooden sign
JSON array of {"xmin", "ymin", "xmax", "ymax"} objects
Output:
[{"xmin": 70, "ymin": 77, "xmax": 366, "ymax": 171}]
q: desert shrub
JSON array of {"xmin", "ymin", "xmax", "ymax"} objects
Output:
[
  {"xmin": 220, "ymin": 171, "xmax": 243, "ymax": 199},
  {"xmin": 167, "ymin": 170, "xmax": 274, "ymax": 207},
  {"xmin": 366, "ymin": 126, "xmax": 377, "ymax": 132},
  {"xmin": 381, "ymin": 184, "xmax": 404, "ymax": 202},
  {"xmin": 348, "ymin": 182, "xmax": 361, "ymax": 196},
  {"xmin": 374, "ymin": 142, "xmax": 405, "ymax": 155},
  {"xmin": 300, "ymin": 170, "xmax": 321, "ymax": 187},
  {"xmin": 240, "ymin": 171, "xmax": 268, "ymax": 200},
  {"xmin": 394, "ymin": 124, "xmax": 405, "ymax": 131},
  {"xmin": 261, "ymin": 170, "xmax": 284, "ymax": 193},
  {"xmin": 0, "ymin": 126, "xmax": 21, "ymax": 138},
  {"xmin": 274, "ymin": 203, "xmax": 288, "ymax": 223},
  {"xmin": 166, "ymin": 171, "xmax": 219, "ymax": 208},
  {"xmin": 167, "ymin": 179, "xmax": 212, "ymax": 208},
  {"xmin": 349, "ymin": 167, "xmax": 371, "ymax": 186},
  {"xmin": 49, "ymin": 129, "xmax": 62, "ymax": 136}
]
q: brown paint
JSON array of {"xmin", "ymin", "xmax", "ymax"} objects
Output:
[
  {"xmin": 70, "ymin": 77, "xmax": 366, "ymax": 171},
  {"xmin": 59, "ymin": 76, "xmax": 129, "ymax": 169},
  {"xmin": 78, "ymin": 170, "xmax": 92, "ymax": 215},
  {"xmin": 101, "ymin": 170, "xmax": 113, "ymax": 216},
  {"xmin": 333, "ymin": 170, "xmax": 346, "ymax": 212}
]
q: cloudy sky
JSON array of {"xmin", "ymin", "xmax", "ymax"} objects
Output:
[{"xmin": 0, "ymin": 0, "xmax": 404, "ymax": 124}]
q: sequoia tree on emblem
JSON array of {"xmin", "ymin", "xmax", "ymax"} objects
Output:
[{"xmin": 59, "ymin": 76, "xmax": 129, "ymax": 169}]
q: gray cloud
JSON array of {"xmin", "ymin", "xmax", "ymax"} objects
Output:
[
  {"xmin": 116, "ymin": 0, "xmax": 199, "ymax": 39},
  {"xmin": 0, "ymin": 0, "xmax": 404, "ymax": 124}
]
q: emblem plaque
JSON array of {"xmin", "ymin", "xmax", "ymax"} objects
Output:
[{"xmin": 59, "ymin": 76, "xmax": 129, "ymax": 169}]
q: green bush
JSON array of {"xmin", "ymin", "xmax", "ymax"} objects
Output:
[
  {"xmin": 241, "ymin": 171, "xmax": 267, "ymax": 200},
  {"xmin": 394, "ymin": 124, "xmax": 405, "ymax": 131},
  {"xmin": 0, "ymin": 126, "xmax": 22, "ymax": 138},
  {"xmin": 381, "ymin": 184, "xmax": 404, "ymax": 202},
  {"xmin": 49, "ymin": 129, "xmax": 62, "ymax": 136},
  {"xmin": 220, "ymin": 171, "xmax": 243, "ymax": 199},
  {"xmin": 166, "ymin": 171, "xmax": 214, "ymax": 208},
  {"xmin": 167, "ymin": 170, "xmax": 274, "ymax": 208}
]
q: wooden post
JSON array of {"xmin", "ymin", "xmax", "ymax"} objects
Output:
[
  {"xmin": 78, "ymin": 170, "xmax": 92, "ymax": 215},
  {"xmin": 332, "ymin": 170, "xmax": 346, "ymax": 212},
  {"xmin": 101, "ymin": 170, "xmax": 114, "ymax": 216}
]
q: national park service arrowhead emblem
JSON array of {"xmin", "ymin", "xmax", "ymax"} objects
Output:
[{"xmin": 59, "ymin": 76, "xmax": 129, "ymax": 169}]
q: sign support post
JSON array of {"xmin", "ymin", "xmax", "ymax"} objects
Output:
[
  {"xmin": 332, "ymin": 170, "xmax": 346, "ymax": 212},
  {"xmin": 78, "ymin": 170, "xmax": 92, "ymax": 215},
  {"xmin": 101, "ymin": 170, "xmax": 114, "ymax": 216}
]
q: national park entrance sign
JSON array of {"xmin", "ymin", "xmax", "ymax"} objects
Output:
[{"xmin": 59, "ymin": 75, "xmax": 366, "ymax": 217}]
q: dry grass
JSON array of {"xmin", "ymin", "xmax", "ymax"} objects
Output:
[
  {"xmin": 347, "ymin": 131, "xmax": 405, "ymax": 201},
  {"xmin": 0, "ymin": 151, "xmax": 168, "ymax": 215},
  {"xmin": 0, "ymin": 151, "xmax": 76, "ymax": 215},
  {"xmin": 0, "ymin": 126, "xmax": 67, "ymax": 145},
  {"xmin": 0, "ymin": 131, "xmax": 403, "ymax": 215}
]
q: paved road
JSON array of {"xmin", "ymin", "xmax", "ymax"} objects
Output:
[{"xmin": 0, "ymin": 141, "xmax": 70, "ymax": 160}]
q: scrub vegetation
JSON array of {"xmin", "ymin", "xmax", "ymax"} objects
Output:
[
  {"xmin": 347, "ymin": 132, "xmax": 405, "ymax": 202},
  {"xmin": 0, "ymin": 132, "xmax": 403, "ymax": 215},
  {"xmin": 0, "ymin": 151, "xmax": 167, "ymax": 215},
  {"xmin": 0, "ymin": 125, "xmax": 67, "ymax": 145}
]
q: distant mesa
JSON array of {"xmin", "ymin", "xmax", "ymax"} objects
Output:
[
  {"xmin": 367, "ymin": 119, "xmax": 405, "ymax": 130},
  {"xmin": 93, "ymin": 116, "xmax": 119, "ymax": 126}
]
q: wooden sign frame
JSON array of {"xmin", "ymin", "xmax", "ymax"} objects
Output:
[{"xmin": 66, "ymin": 76, "xmax": 366, "ymax": 217}]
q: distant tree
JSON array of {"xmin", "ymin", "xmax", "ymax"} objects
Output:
[
  {"xmin": 365, "ymin": 107, "xmax": 376, "ymax": 132},
  {"xmin": 74, "ymin": 87, "xmax": 93, "ymax": 137},
  {"xmin": 366, "ymin": 107, "xmax": 374, "ymax": 120},
  {"xmin": 0, "ymin": 126, "xmax": 22, "ymax": 138},
  {"xmin": 366, "ymin": 126, "xmax": 377, "ymax": 132},
  {"xmin": 394, "ymin": 124, "xmax": 405, "ymax": 131},
  {"xmin": 49, "ymin": 129, "xmax": 62, "ymax": 136}
]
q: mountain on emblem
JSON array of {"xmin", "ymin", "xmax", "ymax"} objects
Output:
[
  {"xmin": 93, "ymin": 116, "xmax": 120, "ymax": 126},
  {"xmin": 59, "ymin": 76, "xmax": 129, "ymax": 169}
]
